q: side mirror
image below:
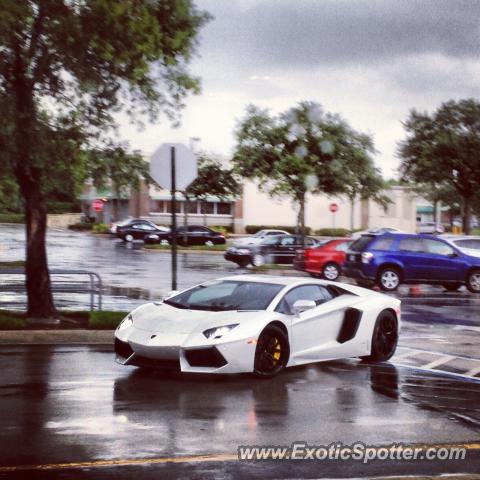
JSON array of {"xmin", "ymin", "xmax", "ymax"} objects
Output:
[
  {"xmin": 448, "ymin": 252, "xmax": 458, "ymax": 258},
  {"xmin": 292, "ymin": 299, "xmax": 316, "ymax": 316}
]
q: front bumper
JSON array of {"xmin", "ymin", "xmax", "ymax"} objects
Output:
[{"xmin": 114, "ymin": 328, "xmax": 257, "ymax": 374}]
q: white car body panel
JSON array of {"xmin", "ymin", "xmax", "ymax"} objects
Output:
[{"xmin": 115, "ymin": 275, "xmax": 400, "ymax": 375}]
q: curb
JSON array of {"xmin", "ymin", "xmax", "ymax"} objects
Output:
[{"xmin": 0, "ymin": 330, "xmax": 114, "ymax": 345}]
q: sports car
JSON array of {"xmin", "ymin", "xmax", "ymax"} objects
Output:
[{"xmin": 114, "ymin": 275, "xmax": 401, "ymax": 377}]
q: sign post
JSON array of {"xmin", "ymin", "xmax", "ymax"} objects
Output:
[
  {"xmin": 150, "ymin": 143, "xmax": 198, "ymax": 291},
  {"xmin": 329, "ymin": 203, "xmax": 339, "ymax": 229}
]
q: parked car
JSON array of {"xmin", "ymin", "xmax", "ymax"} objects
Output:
[
  {"xmin": 351, "ymin": 227, "xmax": 403, "ymax": 239},
  {"xmin": 293, "ymin": 238, "xmax": 353, "ymax": 280},
  {"xmin": 144, "ymin": 225, "xmax": 226, "ymax": 246},
  {"xmin": 225, "ymin": 234, "xmax": 319, "ymax": 267},
  {"xmin": 417, "ymin": 222, "xmax": 445, "ymax": 234},
  {"xmin": 343, "ymin": 233, "xmax": 480, "ymax": 293},
  {"xmin": 116, "ymin": 219, "xmax": 168, "ymax": 242},
  {"xmin": 440, "ymin": 235, "xmax": 480, "ymax": 258},
  {"xmin": 233, "ymin": 229, "xmax": 290, "ymax": 246}
]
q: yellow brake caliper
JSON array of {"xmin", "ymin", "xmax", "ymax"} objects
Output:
[{"xmin": 273, "ymin": 338, "xmax": 281, "ymax": 363}]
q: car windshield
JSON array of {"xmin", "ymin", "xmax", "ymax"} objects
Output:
[
  {"xmin": 164, "ymin": 280, "xmax": 284, "ymax": 311},
  {"xmin": 260, "ymin": 235, "xmax": 284, "ymax": 245}
]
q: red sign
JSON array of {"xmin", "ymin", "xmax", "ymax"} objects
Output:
[
  {"xmin": 329, "ymin": 203, "xmax": 339, "ymax": 213},
  {"xmin": 92, "ymin": 199, "xmax": 104, "ymax": 212}
]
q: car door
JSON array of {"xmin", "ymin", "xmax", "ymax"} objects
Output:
[
  {"xmin": 396, "ymin": 237, "xmax": 430, "ymax": 280},
  {"xmin": 277, "ymin": 236, "xmax": 298, "ymax": 264},
  {"xmin": 275, "ymin": 285, "xmax": 364, "ymax": 363},
  {"xmin": 187, "ymin": 226, "xmax": 204, "ymax": 245},
  {"xmin": 421, "ymin": 238, "xmax": 467, "ymax": 281}
]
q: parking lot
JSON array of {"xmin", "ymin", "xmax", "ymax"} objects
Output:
[{"xmin": 1, "ymin": 225, "xmax": 480, "ymax": 478}]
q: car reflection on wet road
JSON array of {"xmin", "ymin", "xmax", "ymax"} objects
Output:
[{"xmin": 0, "ymin": 345, "xmax": 479, "ymax": 479}]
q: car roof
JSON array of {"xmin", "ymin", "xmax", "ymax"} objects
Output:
[{"xmin": 221, "ymin": 274, "xmax": 313, "ymax": 286}]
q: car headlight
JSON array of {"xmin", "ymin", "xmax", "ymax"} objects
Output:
[
  {"xmin": 117, "ymin": 314, "xmax": 133, "ymax": 331},
  {"xmin": 203, "ymin": 323, "xmax": 239, "ymax": 339}
]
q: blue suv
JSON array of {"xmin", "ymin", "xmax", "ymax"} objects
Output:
[{"xmin": 343, "ymin": 233, "xmax": 480, "ymax": 293}]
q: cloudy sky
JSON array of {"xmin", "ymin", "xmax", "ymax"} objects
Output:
[{"xmin": 120, "ymin": 0, "xmax": 480, "ymax": 178}]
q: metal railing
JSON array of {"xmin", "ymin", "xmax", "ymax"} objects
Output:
[{"xmin": 0, "ymin": 268, "xmax": 102, "ymax": 311}]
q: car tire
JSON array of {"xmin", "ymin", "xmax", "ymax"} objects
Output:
[
  {"xmin": 466, "ymin": 269, "xmax": 480, "ymax": 294},
  {"xmin": 361, "ymin": 310, "xmax": 398, "ymax": 362},
  {"xmin": 236, "ymin": 260, "xmax": 249, "ymax": 268},
  {"xmin": 377, "ymin": 267, "xmax": 401, "ymax": 291},
  {"xmin": 125, "ymin": 234, "xmax": 134, "ymax": 242},
  {"xmin": 253, "ymin": 325, "xmax": 289, "ymax": 378},
  {"xmin": 251, "ymin": 254, "xmax": 265, "ymax": 267},
  {"xmin": 443, "ymin": 283, "xmax": 461, "ymax": 292},
  {"xmin": 322, "ymin": 262, "xmax": 340, "ymax": 281}
]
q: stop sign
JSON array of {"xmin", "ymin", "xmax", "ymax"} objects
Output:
[
  {"xmin": 329, "ymin": 203, "xmax": 339, "ymax": 213},
  {"xmin": 150, "ymin": 143, "xmax": 198, "ymax": 191},
  {"xmin": 92, "ymin": 199, "xmax": 104, "ymax": 212}
]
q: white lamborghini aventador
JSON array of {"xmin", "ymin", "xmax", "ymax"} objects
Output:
[{"xmin": 114, "ymin": 275, "xmax": 401, "ymax": 377}]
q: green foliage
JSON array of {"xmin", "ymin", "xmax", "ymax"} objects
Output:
[
  {"xmin": 89, "ymin": 311, "xmax": 128, "ymax": 329},
  {"xmin": 0, "ymin": 213, "xmax": 24, "ymax": 223},
  {"xmin": 92, "ymin": 223, "xmax": 110, "ymax": 234},
  {"xmin": 0, "ymin": 261, "xmax": 25, "ymax": 268},
  {"xmin": 210, "ymin": 225, "xmax": 233, "ymax": 234},
  {"xmin": 315, "ymin": 228, "xmax": 351, "ymax": 237},
  {"xmin": 144, "ymin": 243, "xmax": 227, "ymax": 251},
  {"xmin": 0, "ymin": 311, "xmax": 26, "ymax": 330},
  {"xmin": 233, "ymin": 102, "xmax": 380, "ymax": 234},
  {"xmin": 186, "ymin": 155, "xmax": 241, "ymax": 200},
  {"xmin": 245, "ymin": 225, "xmax": 311, "ymax": 235},
  {"xmin": 398, "ymin": 99, "xmax": 480, "ymax": 233}
]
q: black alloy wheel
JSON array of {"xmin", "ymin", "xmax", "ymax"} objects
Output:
[
  {"xmin": 254, "ymin": 325, "xmax": 289, "ymax": 378},
  {"xmin": 361, "ymin": 310, "xmax": 398, "ymax": 362}
]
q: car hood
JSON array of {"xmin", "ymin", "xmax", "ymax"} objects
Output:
[{"xmin": 129, "ymin": 302, "xmax": 271, "ymax": 333}]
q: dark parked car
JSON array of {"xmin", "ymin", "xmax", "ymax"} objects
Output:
[
  {"xmin": 144, "ymin": 225, "xmax": 226, "ymax": 246},
  {"xmin": 293, "ymin": 238, "xmax": 352, "ymax": 280},
  {"xmin": 116, "ymin": 219, "xmax": 168, "ymax": 242},
  {"xmin": 225, "ymin": 234, "xmax": 319, "ymax": 267},
  {"xmin": 343, "ymin": 233, "xmax": 480, "ymax": 293}
]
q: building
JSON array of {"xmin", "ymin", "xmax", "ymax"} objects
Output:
[{"xmin": 81, "ymin": 180, "xmax": 416, "ymax": 233}]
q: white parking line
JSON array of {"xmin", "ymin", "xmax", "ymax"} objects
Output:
[
  {"xmin": 392, "ymin": 349, "xmax": 424, "ymax": 361},
  {"xmin": 421, "ymin": 355, "xmax": 456, "ymax": 370}
]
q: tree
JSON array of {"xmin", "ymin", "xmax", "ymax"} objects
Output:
[
  {"xmin": 0, "ymin": 0, "xmax": 210, "ymax": 318},
  {"xmin": 186, "ymin": 155, "xmax": 241, "ymax": 226},
  {"xmin": 233, "ymin": 102, "xmax": 378, "ymax": 239},
  {"xmin": 398, "ymin": 99, "xmax": 480, "ymax": 234},
  {"xmin": 87, "ymin": 144, "xmax": 151, "ymax": 221}
]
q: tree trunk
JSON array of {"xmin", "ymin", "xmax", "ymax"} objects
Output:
[
  {"xmin": 350, "ymin": 196, "xmax": 355, "ymax": 232},
  {"xmin": 296, "ymin": 193, "xmax": 306, "ymax": 247},
  {"xmin": 462, "ymin": 196, "xmax": 471, "ymax": 235},
  {"xmin": 13, "ymin": 49, "xmax": 56, "ymax": 318}
]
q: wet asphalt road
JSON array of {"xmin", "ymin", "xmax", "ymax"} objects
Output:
[
  {"xmin": 0, "ymin": 345, "xmax": 479, "ymax": 479},
  {"xmin": 1, "ymin": 225, "xmax": 480, "ymax": 478}
]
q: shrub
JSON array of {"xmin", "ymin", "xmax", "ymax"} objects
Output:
[
  {"xmin": 245, "ymin": 225, "xmax": 311, "ymax": 235},
  {"xmin": 210, "ymin": 225, "xmax": 233, "ymax": 234},
  {"xmin": 0, "ymin": 213, "xmax": 24, "ymax": 223},
  {"xmin": 0, "ymin": 310, "xmax": 26, "ymax": 330},
  {"xmin": 314, "ymin": 228, "xmax": 351, "ymax": 237},
  {"xmin": 92, "ymin": 223, "xmax": 110, "ymax": 234},
  {"xmin": 89, "ymin": 311, "xmax": 128, "ymax": 329}
]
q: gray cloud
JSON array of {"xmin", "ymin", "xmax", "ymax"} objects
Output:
[{"xmin": 197, "ymin": 0, "xmax": 480, "ymax": 68}]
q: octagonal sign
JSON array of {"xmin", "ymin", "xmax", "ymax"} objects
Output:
[{"xmin": 150, "ymin": 143, "xmax": 198, "ymax": 191}]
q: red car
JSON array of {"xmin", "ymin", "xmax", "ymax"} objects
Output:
[{"xmin": 293, "ymin": 238, "xmax": 353, "ymax": 280}]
